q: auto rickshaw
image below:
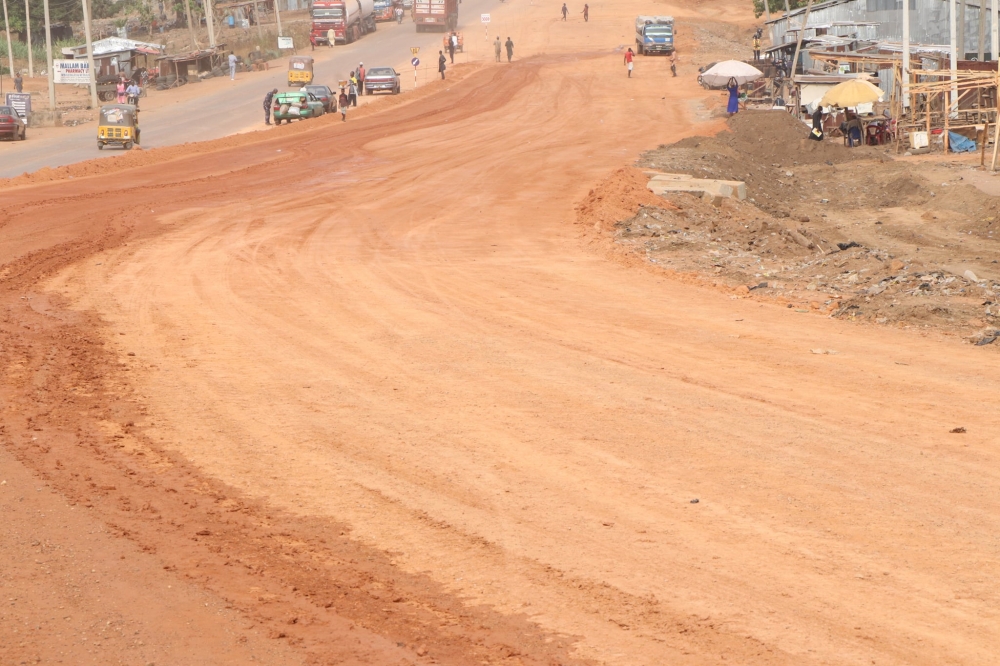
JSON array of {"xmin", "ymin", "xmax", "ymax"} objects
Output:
[
  {"xmin": 288, "ymin": 55, "xmax": 314, "ymax": 87},
  {"xmin": 97, "ymin": 103, "xmax": 140, "ymax": 150}
]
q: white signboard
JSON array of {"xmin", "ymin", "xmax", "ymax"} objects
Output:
[
  {"xmin": 53, "ymin": 59, "xmax": 91, "ymax": 84},
  {"xmin": 278, "ymin": 36, "xmax": 294, "ymax": 50},
  {"xmin": 481, "ymin": 13, "xmax": 491, "ymax": 23}
]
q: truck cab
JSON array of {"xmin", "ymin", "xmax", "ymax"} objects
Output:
[{"xmin": 635, "ymin": 16, "xmax": 675, "ymax": 55}]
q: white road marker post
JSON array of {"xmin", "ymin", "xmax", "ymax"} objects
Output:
[
  {"xmin": 482, "ymin": 13, "xmax": 490, "ymax": 40},
  {"xmin": 411, "ymin": 48, "xmax": 420, "ymax": 89}
]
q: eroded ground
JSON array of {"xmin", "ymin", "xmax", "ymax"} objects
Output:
[{"xmin": 3, "ymin": 1, "xmax": 1000, "ymax": 665}]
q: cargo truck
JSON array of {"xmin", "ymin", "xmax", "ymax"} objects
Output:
[
  {"xmin": 373, "ymin": 0, "xmax": 395, "ymax": 22},
  {"xmin": 413, "ymin": 0, "xmax": 458, "ymax": 32},
  {"xmin": 311, "ymin": 0, "xmax": 377, "ymax": 45},
  {"xmin": 635, "ymin": 16, "xmax": 675, "ymax": 55}
]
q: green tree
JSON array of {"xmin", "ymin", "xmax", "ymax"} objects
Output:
[
  {"xmin": 1, "ymin": 0, "xmax": 123, "ymax": 34},
  {"xmin": 752, "ymin": 0, "xmax": 811, "ymax": 19}
]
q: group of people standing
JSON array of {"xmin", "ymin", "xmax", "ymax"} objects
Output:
[
  {"xmin": 115, "ymin": 77, "xmax": 142, "ymax": 106},
  {"xmin": 493, "ymin": 36, "xmax": 515, "ymax": 63},
  {"xmin": 560, "ymin": 3, "xmax": 589, "ymax": 21}
]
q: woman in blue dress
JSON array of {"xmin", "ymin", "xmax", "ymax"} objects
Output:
[{"xmin": 727, "ymin": 77, "xmax": 740, "ymax": 115}]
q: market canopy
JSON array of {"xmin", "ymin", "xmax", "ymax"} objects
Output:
[
  {"xmin": 699, "ymin": 60, "xmax": 763, "ymax": 87},
  {"xmin": 819, "ymin": 78, "xmax": 884, "ymax": 108}
]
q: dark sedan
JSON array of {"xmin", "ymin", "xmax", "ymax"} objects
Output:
[
  {"xmin": 364, "ymin": 67, "xmax": 401, "ymax": 95},
  {"xmin": 302, "ymin": 84, "xmax": 337, "ymax": 112},
  {"xmin": 0, "ymin": 105, "xmax": 26, "ymax": 141}
]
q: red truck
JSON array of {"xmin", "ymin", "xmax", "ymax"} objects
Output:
[
  {"xmin": 311, "ymin": 0, "xmax": 376, "ymax": 45},
  {"xmin": 413, "ymin": 0, "xmax": 458, "ymax": 32}
]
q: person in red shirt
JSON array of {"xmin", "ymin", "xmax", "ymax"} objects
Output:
[{"xmin": 624, "ymin": 48, "xmax": 634, "ymax": 78}]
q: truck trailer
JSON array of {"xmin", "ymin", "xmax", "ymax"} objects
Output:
[
  {"xmin": 312, "ymin": 0, "xmax": 377, "ymax": 45},
  {"xmin": 413, "ymin": 0, "xmax": 458, "ymax": 32},
  {"xmin": 635, "ymin": 16, "xmax": 675, "ymax": 55}
]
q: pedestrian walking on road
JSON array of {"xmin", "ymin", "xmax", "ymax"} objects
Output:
[
  {"xmin": 670, "ymin": 51, "xmax": 677, "ymax": 77},
  {"xmin": 624, "ymin": 47, "xmax": 634, "ymax": 78},
  {"xmin": 339, "ymin": 89, "xmax": 349, "ymax": 121},
  {"xmin": 438, "ymin": 50, "xmax": 447, "ymax": 79},
  {"xmin": 263, "ymin": 88, "xmax": 278, "ymax": 125},
  {"xmin": 395, "ymin": 5, "xmax": 403, "ymax": 23},
  {"xmin": 228, "ymin": 51, "xmax": 237, "ymax": 80},
  {"xmin": 13, "ymin": 72, "xmax": 22, "ymax": 93},
  {"xmin": 582, "ymin": 4, "xmax": 589, "ymax": 21},
  {"xmin": 116, "ymin": 78, "xmax": 127, "ymax": 103},
  {"xmin": 494, "ymin": 36, "xmax": 502, "ymax": 62},
  {"xmin": 358, "ymin": 62, "xmax": 366, "ymax": 95},
  {"xmin": 348, "ymin": 75, "xmax": 359, "ymax": 107},
  {"xmin": 448, "ymin": 33, "xmax": 457, "ymax": 63},
  {"xmin": 309, "ymin": 33, "xmax": 316, "ymax": 51},
  {"xmin": 505, "ymin": 37, "xmax": 514, "ymax": 62},
  {"xmin": 561, "ymin": 3, "xmax": 568, "ymax": 20}
]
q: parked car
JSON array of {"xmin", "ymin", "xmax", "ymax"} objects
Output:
[
  {"xmin": 302, "ymin": 84, "xmax": 336, "ymax": 112},
  {"xmin": 0, "ymin": 105, "xmax": 26, "ymax": 141},
  {"xmin": 272, "ymin": 91, "xmax": 326, "ymax": 124},
  {"xmin": 364, "ymin": 67, "xmax": 401, "ymax": 95}
]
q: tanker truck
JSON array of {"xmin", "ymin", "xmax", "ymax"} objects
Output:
[
  {"xmin": 311, "ymin": 0, "xmax": 377, "ymax": 45},
  {"xmin": 413, "ymin": 0, "xmax": 458, "ymax": 32}
]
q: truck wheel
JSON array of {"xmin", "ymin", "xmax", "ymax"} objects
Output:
[
  {"xmin": 98, "ymin": 142, "xmax": 104, "ymax": 150},
  {"xmin": 124, "ymin": 141, "xmax": 133, "ymax": 150},
  {"xmin": 636, "ymin": 43, "xmax": 643, "ymax": 56}
]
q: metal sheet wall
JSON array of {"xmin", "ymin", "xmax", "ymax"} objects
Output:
[{"xmin": 769, "ymin": 0, "xmax": 994, "ymax": 54}]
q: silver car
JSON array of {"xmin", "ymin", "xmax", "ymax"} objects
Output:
[{"xmin": 364, "ymin": 67, "xmax": 401, "ymax": 95}]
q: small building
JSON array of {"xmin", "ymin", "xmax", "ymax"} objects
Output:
[
  {"xmin": 768, "ymin": 0, "xmax": 997, "ymax": 62},
  {"xmin": 62, "ymin": 37, "xmax": 166, "ymax": 80},
  {"xmin": 155, "ymin": 49, "xmax": 226, "ymax": 83}
]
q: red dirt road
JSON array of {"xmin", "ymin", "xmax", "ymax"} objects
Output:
[{"xmin": 3, "ymin": 1, "xmax": 999, "ymax": 664}]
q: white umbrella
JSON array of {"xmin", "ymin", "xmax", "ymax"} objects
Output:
[{"xmin": 700, "ymin": 60, "xmax": 764, "ymax": 87}]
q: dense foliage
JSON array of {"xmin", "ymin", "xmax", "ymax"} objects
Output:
[
  {"xmin": 1, "ymin": 0, "xmax": 144, "ymax": 33},
  {"xmin": 753, "ymin": 0, "xmax": 812, "ymax": 19}
]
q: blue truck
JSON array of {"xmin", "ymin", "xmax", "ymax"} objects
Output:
[{"xmin": 635, "ymin": 16, "xmax": 675, "ymax": 55}]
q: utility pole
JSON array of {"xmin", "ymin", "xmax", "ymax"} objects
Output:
[
  {"xmin": 763, "ymin": 0, "xmax": 771, "ymax": 23},
  {"xmin": 958, "ymin": 0, "xmax": 966, "ymax": 59},
  {"xmin": 183, "ymin": 0, "xmax": 199, "ymax": 49},
  {"xmin": 950, "ymin": 0, "xmax": 959, "ymax": 115},
  {"xmin": 903, "ymin": 0, "xmax": 910, "ymax": 109},
  {"xmin": 42, "ymin": 0, "xmax": 54, "ymax": 110},
  {"xmin": 993, "ymin": 0, "xmax": 999, "ymax": 62},
  {"xmin": 2, "ymin": 0, "xmax": 15, "ymax": 88},
  {"xmin": 980, "ymin": 0, "xmax": 987, "ymax": 61},
  {"xmin": 205, "ymin": 0, "xmax": 216, "ymax": 47},
  {"xmin": 23, "ymin": 0, "xmax": 32, "ymax": 77},
  {"xmin": 790, "ymin": 0, "xmax": 815, "ymax": 88},
  {"xmin": 274, "ymin": 0, "xmax": 283, "ymax": 36},
  {"xmin": 80, "ymin": 0, "xmax": 98, "ymax": 108}
]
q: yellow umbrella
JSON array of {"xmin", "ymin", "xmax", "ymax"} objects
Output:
[{"xmin": 819, "ymin": 78, "xmax": 884, "ymax": 108}]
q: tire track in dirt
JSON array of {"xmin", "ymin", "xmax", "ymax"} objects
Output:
[{"xmin": 0, "ymin": 59, "xmax": 594, "ymax": 666}]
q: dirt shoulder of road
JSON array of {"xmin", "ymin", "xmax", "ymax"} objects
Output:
[{"xmin": 577, "ymin": 109, "xmax": 1000, "ymax": 347}]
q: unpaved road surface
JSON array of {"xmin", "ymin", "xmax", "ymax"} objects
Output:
[
  {"xmin": 0, "ymin": 0, "xmax": 503, "ymax": 178},
  {"xmin": 2, "ymin": 1, "xmax": 999, "ymax": 664}
]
